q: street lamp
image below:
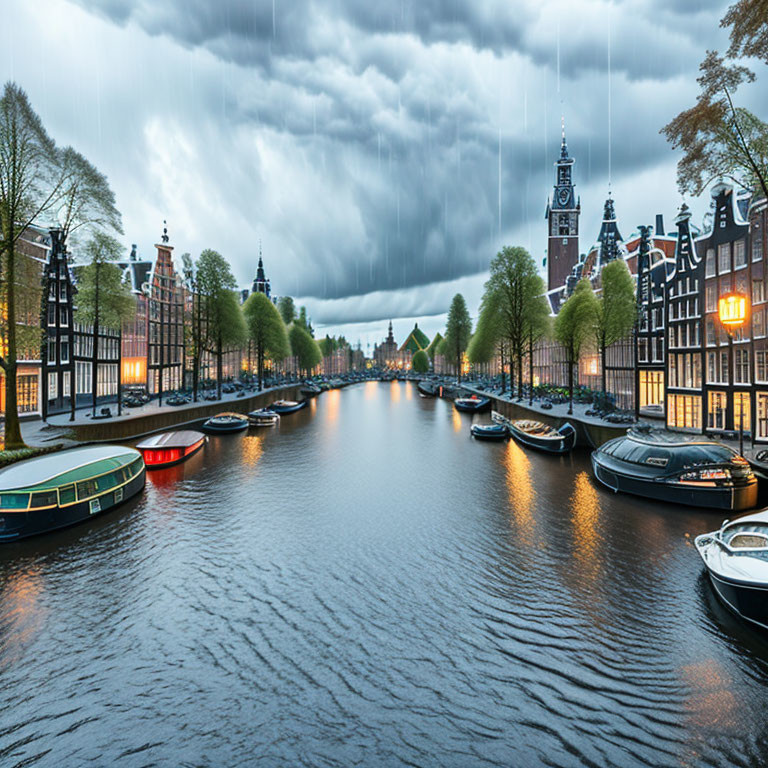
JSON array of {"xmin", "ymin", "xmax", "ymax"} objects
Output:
[{"xmin": 718, "ymin": 292, "xmax": 750, "ymax": 456}]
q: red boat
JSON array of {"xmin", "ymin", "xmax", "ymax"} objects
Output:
[{"xmin": 136, "ymin": 430, "xmax": 207, "ymax": 469}]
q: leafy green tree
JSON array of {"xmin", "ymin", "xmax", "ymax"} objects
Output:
[
  {"xmin": 318, "ymin": 334, "xmax": 337, "ymax": 357},
  {"xmin": 243, "ymin": 292, "xmax": 290, "ymax": 391},
  {"xmin": 296, "ymin": 306, "xmax": 314, "ymax": 337},
  {"xmin": 554, "ymin": 279, "xmax": 598, "ymax": 415},
  {"xmin": 443, "ymin": 293, "xmax": 472, "ymax": 383},
  {"xmin": 467, "ymin": 290, "xmax": 507, "ymax": 390},
  {"xmin": 277, "ymin": 295, "xmax": 296, "ymax": 325},
  {"xmin": 197, "ymin": 249, "xmax": 246, "ymax": 398},
  {"xmin": 74, "ymin": 233, "xmax": 134, "ymax": 417},
  {"xmin": 289, "ymin": 322, "xmax": 322, "ymax": 376},
  {"xmin": 473, "ymin": 246, "xmax": 546, "ymax": 397},
  {"xmin": 426, "ymin": 332, "xmax": 443, "ymax": 362},
  {"xmin": 57, "ymin": 146, "xmax": 122, "ymax": 248},
  {"xmin": 594, "ymin": 260, "xmax": 636, "ymax": 401},
  {"xmin": 0, "ymin": 83, "xmax": 62, "ymax": 448},
  {"xmin": 181, "ymin": 252, "xmax": 204, "ymax": 402},
  {"xmin": 522, "ymin": 274, "xmax": 551, "ymax": 405},
  {"xmin": 411, "ymin": 349, "xmax": 429, "ymax": 373}
]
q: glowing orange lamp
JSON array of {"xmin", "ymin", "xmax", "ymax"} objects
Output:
[{"xmin": 718, "ymin": 293, "xmax": 748, "ymax": 328}]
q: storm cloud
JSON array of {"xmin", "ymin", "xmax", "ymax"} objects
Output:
[{"xmin": 3, "ymin": 0, "xmax": 763, "ymax": 344}]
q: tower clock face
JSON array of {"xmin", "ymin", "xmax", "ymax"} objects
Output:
[{"xmin": 557, "ymin": 188, "xmax": 569, "ymax": 206}]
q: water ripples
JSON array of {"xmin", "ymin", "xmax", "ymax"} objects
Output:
[{"xmin": 1, "ymin": 382, "xmax": 768, "ymax": 766}]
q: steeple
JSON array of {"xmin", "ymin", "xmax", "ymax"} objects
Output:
[
  {"xmin": 387, "ymin": 320, "xmax": 394, "ymax": 343},
  {"xmin": 560, "ymin": 116, "xmax": 569, "ymax": 161},
  {"xmin": 597, "ymin": 193, "xmax": 624, "ymax": 267},
  {"xmin": 251, "ymin": 241, "xmax": 271, "ymax": 298}
]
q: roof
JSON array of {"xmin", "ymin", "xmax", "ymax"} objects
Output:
[
  {"xmin": 0, "ymin": 445, "xmax": 141, "ymax": 492},
  {"xmin": 399, "ymin": 324, "xmax": 430, "ymax": 354}
]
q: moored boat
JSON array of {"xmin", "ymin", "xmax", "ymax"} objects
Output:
[
  {"xmin": 454, "ymin": 395, "xmax": 490, "ymax": 413},
  {"xmin": 471, "ymin": 423, "xmax": 509, "ymax": 441},
  {"xmin": 248, "ymin": 408, "xmax": 280, "ymax": 426},
  {"xmin": 493, "ymin": 412, "xmax": 576, "ymax": 454},
  {"xmin": 136, "ymin": 430, "xmax": 206, "ymax": 468},
  {"xmin": 696, "ymin": 510, "xmax": 768, "ymax": 630},
  {"xmin": 300, "ymin": 383, "xmax": 322, "ymax": 397},
  {"xmin": 271, "ymin": 399, "xmax": 307, "ymax": 414},
  {"xmin": 0, "ymin": 445, "xmax": 146, "ymax": 542},
  {"xmin": 417, "ymin": 380, "xmax": 438, "ymax": 397},
  {"xmin": 591, "ymin": 427, "xmax": 757, "ymax": 510},
  {"xmin": 202, "ymin": 412, "xmax": 249, "ymax": 434}
]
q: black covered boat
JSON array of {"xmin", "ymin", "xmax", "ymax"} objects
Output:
[
  {"xmin": 202, "ymin": 412, "xmax": 249, "ymax": 434},
  {"xmin": 300, "ymin": 383, "xmax": 322, "ymax": 397},
  {"xmin": 417, "ymin": 380, "xmax": 438, "ymax": 397},
  {"xmin": 493, "ymin": 413, "xmax": 576, "ymax": 454},
  {"xmin": 696, "ymin": 510, "xmax": 768, "ymax": 630},
  {"xmin": 454, "ymin": 395, "xmax": 490, "ymax": 413},
  {"xmin": 0, "ymin": 446, "xmax": 146, "ymax": 542},
  {"xmin": 471, "ymin": 423, "xmax": 509, "ymax": 441},
  {"xmin": 591, "ymin": 427, "xmax": 758, "ymax": 511},
  {"xmin": 271, "ymin": 399, "xmax": 307, "ymax": 414}
]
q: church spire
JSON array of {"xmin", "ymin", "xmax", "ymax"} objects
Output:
[
  {"xmin": 597, "ymin": 191, "xmax": 623, "ymax": 267},
  {"xmin": 560, "ymin": 115, "xmax": 569, "ymax": 160}
]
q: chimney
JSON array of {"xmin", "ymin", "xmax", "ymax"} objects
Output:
[
  {"xmin": 655, "ymin": 214, "xmax": 665, "ymax": 237},
  {"xmin": 130, "ymin": 244, "xmax": 137, "ymax": 261}
]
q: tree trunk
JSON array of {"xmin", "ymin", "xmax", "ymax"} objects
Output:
[
  {"xmin": 216, "ymin": 332, "xmax": 223, "ymax": 400},
  {"xmin": 117, "ymin": 329, "xmax": 122, "ymax": 416},
  {"xmin": 3, "ymin": 241, "xmax": 25, "ymax": 449},
  {"xmin": 528, "ymin": 334, "xmax": 534, "ymax": 407},
  {"xmin": 568, "ymin": 346, "xmax": 574, "ymax": 415},
  {"xmin": 517, "ymin": 352, "xmax": 523, "ymax": 400},
  {"xmin": 601, "ymin": 340, "xmax": 607, "ymax": 406},
  {"xmin": 257, "ymin": 343, "xmax": 264, "ymax": 391},
  {"xmin": 91, "ymin": 263, "xmax": 100, "ymax": 418},
  {"xmin": 456, "ymin": 348, "xmax": 461, "ymax": 384}
]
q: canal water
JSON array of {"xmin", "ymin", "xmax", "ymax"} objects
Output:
[{"xmin": 1, "ymin": 381, "xmax": 768, "ymax": 767}]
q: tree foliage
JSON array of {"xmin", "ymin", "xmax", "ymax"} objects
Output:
[
  {"xmin": 411, "ymin": 349, "xmax": 429, "ymax": 373},
  {"xmin": 594, "ymin": 260, "xmax": 636, "ymax": 398},
  {"xmin": 196, "ymin": 248, "xmax": 245, "ymax": 396},
  {"xmin": 467, "ymin": 290, "xmax": 502, "ymax": 366},
  {"xmin": 243, "ymin": 291, "xmax": 289, "ymax": 390},
  {"xmin": 0, "ymin": 82, "xmax": 63, "ymax": 447},
  {"xmin": 554, "ymin": 279, "xmax": 598, "ymax": 414},
  {"xmin": 74, "ymin": 233, "xmax": 134, "ymax": 416},
  {"xmin": 662, "ymin": 0, "xmax": 768, "ymax": 201},
  {"xmin": 443, "ymin": 293, "xmax": 472, "ymax": 382},
  {"xmin": 57, "ymin": 146, "xmax": 122, "ymax": 247},
  {"xmin": 426, "ymin": 332, "xmax": 443, "ymax": 362},
  {"xmin": 277, "ymin": 295, "xmax": 296, "ymax": 325},
  {"xmin": 722, "ymin": 0, "xmax": 768, "ymax": 63},
  {"xmin": 289, "ymin": 322, "xmax": 322, "ymax": 375}
]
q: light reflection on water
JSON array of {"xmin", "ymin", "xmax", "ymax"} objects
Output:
[{"xmin": 0, "ymin": 381, "xmax": 767, "ymax": 767}]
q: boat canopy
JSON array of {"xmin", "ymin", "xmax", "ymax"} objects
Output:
[
  {"xmin": 600, "ymin": 436, "xmax": 736, "ymax": 472},
  {"xmin": 0, "ymin": 446, "xmax": 142, "ymax": 493}
]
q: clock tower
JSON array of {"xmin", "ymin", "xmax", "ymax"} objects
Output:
[{"xmin": 545, "ymin": 125, "xmax": 580, "ymax": 292}]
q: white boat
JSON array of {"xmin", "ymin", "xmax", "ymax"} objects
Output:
[{"xmin": 696, "ymin": 509, "xmax": 768, "ymax": 631}]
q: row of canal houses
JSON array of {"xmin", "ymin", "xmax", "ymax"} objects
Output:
[{"xmin": 534, "ymin": 129, "xmax": 768, "ymax": 441}]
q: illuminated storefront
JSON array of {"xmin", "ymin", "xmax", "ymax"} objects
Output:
[
  {"xmin": 667, "ymin": 394, "xmax": 702, "ymax": 431},
  {"xmin": 639, "ymin": 370, "xmax": 664, "ymax": 410}
]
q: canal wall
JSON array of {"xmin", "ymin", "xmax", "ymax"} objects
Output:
[
  {"xmin": 482, "ymin": 395, "xmax": 629, "ymax": 449},
  {"xmin": 57, "ymin": 385, "xmax": 304, "ymax": 443}
]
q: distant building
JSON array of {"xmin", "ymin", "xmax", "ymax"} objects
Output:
[{"xmin": 373, "ymin": 321, "xmax": 399, "ymax": 368}]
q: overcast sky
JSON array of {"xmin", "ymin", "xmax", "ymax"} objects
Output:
[{"xmin": 3, "ymin": 0, "xmax": 762, "ymax": 350}]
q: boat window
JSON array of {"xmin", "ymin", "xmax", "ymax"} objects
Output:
[
  {"xmin": 30, "ymin": 491, "xmax": 58, "ymax": 508},
  {"xmin": 77, "ymin": 479, "xmax": 99, "ymax": 499},
  {"xmin": 683, "ymin": 445, "xmax": 735, "ymax": 466},
  {"xmin": 59, "ymin": 484, "xmax": 76, "ymax": 504},
  {"xmin": 0, "ymin": 493, "xmax": 29, "ymax": 509},
  {"xmin": 729, "ymin": 533, "xmax": 768, "ymax": 549},
  {"xmin": 127, "ymin": 458, "xmax": 143, "ymax": 478},
  {"xmin": 610, "ymin": 440, "xmax": 638, "ymax": 461}
]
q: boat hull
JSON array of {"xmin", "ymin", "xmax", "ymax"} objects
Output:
[
  {"xmin": 202, "ymin": 419, "xmax": 248, "ymax": 434},
  {"xmin": 0, "ymin": 470, "xmax": 146, "ymax": 542},
  {"xmin": 271, "ymin": 401, "xmax": 307, "ymax": 414},
  {"xmin": 138, "ymin": 437, "xmax": 205, "ymax": 469},
  {"xmin": 706, "ymin": 569, "xmax": 768, "ymax": 631},
  {"xmin": 454, "ymin": 398, "xmax": 490, "ymax": 413},
  {"xmin": 507, "ymin": 424, "xmax": 576, "ymax": 454},
  {"xmin": 471, "ymin": 425, "xmax": 508, "ymax": 441},
  {"xmin": 591, "ymin": 454, "xmax": 758, "ymax": 510}
]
